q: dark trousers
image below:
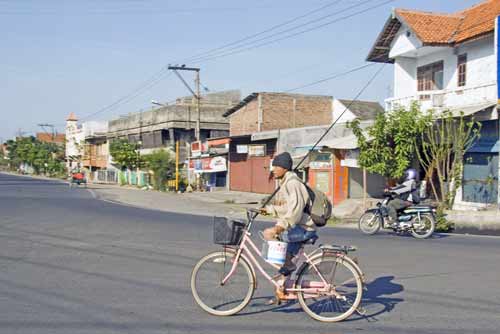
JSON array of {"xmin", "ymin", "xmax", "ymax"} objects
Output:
[
  {"xmin": 279, "ymin": 226, "xmax": 317, "ymax": 276},
  {"xmin": 387, "ymin": 198, "xmax": 411, "ymax": 221}
]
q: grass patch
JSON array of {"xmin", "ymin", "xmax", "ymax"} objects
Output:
[{"xmin": 326, "ymin": 216, "xmax": 343, "ymax": 226}]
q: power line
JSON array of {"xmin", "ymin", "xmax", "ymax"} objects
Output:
[
  {"xmin": 294, "ymin": 63, "xmax": 387, "ymax": 170},
  {"xmin": 186, "ymin": 0, "xmax": 380, "ymax": 64},
  {"xmin": 80, "ymin": 0, "xmax": 395, "ymax": 121},
  {"xmin": 180, "ymin": 0, "xmax": 346, "ymax": 63},
  {"xmin": 285, "ymin": 63, "xmax": 378, "ymax": 92},
  {"xmin": 188, "ymin": 0, "xmax": 395, "ymax": 64},
  {"xmin": 80, "ymin": 71, "xmax": 174, "ymax": 121}
]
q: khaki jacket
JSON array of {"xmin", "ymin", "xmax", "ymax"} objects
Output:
[{"xmin": 265, "ymin": 171, "xmax": 315, "ymax": 231}]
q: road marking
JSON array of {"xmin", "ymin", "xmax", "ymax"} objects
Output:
[{"xmin": 86, "ymin": 188, "xmax": 97, "ymax": 199}]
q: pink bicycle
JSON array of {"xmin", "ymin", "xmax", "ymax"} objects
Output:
[{"xmin": 191, "ymin": 208, "xmax": 365, "ymax": 322}]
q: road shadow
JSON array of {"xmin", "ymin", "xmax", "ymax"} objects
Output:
[
  {"xmin": 385, "ymin": 231, "xmax": 450, "ymax": 239},
  {"xmin": 238, "ymin": 275, "xmax": 404, "ymax": 322}
]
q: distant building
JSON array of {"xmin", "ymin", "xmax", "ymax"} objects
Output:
[
  {"xmin": 107, "ymin": 90, "xmax": 240, "ymax": 184},
  {"xmin": 36, "ymin": 133, "xmax": 66, "ymax": 146},
  {"xmin": 65, "ymin": 113, "xmax": 110, "ymax": 173}
]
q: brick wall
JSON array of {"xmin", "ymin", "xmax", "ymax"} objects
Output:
[
  {"xmin": 229, "ymin": 93, "xmax": 332, "ymax": 136},
  {"xmin": 229, "ymin": 99, "xmax": 259, "ymax": 136}
]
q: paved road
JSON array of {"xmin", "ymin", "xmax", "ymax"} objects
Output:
[{"xmin": 0, "ymin": 173, "xmax": 499, "ymax": 334}]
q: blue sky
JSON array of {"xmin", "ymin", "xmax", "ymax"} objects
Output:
[{"xmin": 0, "ymin": 0, "xmax": 484, "ymax": 140}]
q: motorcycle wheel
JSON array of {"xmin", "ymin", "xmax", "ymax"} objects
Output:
[
  {"xmin": 410, "ymin": 213, "xmax": 435, "ymax": 239},
  {"xmin": 358, "ymin": 211, "xmax": 382, "ymax": 235}
]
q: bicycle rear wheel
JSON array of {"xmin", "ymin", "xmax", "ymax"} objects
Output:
[
  {"xmin": 296, "ymin": 255, "xmax": 362, "ymax": 322},
  {"xmin": 191, "ymin": 250, "xmax": 255, "ymax": 316}
]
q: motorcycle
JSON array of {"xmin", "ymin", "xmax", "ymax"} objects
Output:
[{"xmin": 358, "ymin": 192, "xmax": 436, "ymax": 239}]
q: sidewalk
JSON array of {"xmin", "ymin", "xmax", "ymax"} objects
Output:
[
  {"xmin": 87, "ymin": 183, "xmax": 273, "ymax": 220},
  {"xmin": 88, "ymin": 183, "xmax": 364, "ymax": 224}
]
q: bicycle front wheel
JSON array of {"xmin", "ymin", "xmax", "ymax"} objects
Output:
[
  {"xmin": 296, "ymin": 255, "xmax": 363, "ymax": 322},
  {"xmin": 191, "ymin": 250, "xmax": 255, "ymax": 316}
]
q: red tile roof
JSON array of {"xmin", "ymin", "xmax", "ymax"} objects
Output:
[
  {"xmin": 395, "ymin": 10, "xmax": 462, "ymax": 45},
  {"xmin": 66, "ymin": 112, "xmax": 78, "ymax": 121},
  {"xmin": 395, "ymin": 0, "xmax": 500, "ymax": 45},
  {"xmin": 454, "ymin": 0, "xmax": 500, "ymax": 43}
]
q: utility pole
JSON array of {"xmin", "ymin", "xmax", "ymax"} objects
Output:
[
  {"xmin": 175, "ymin": 141, "xmax": 179, "ymax": 192},
  {"xmin": 168, "ymin": 65, "xmax": 201, "ymax": 141}
]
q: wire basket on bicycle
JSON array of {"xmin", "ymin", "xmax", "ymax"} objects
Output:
[{"xmin": 213, "ymin": 217, "xmax": 246, "ymax": 245}]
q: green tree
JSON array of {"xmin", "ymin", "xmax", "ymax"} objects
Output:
[
  {"xmin": 349, "ymin": 103, "xmax": 428, "ymax": 179},
  {"xmin": 109, "ymin": 139, "xmax": 142, "ymax": 170},
  {"xmin": 416, "ymin": 110, "xmax": 481, "ymax": 209},
  {"xmin": 6, "ymin": 137, "xmax": 65, "ymax": 175},
  {"xmin": 142, "ymin": 149, "xmax": 175, "ymax": 191}
]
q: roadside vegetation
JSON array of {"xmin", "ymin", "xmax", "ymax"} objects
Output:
[
  {"xmin": 4, "ymin": 136, "xmax": 66, "ymax": 177},
  {"xmin": 350, "ymin": 103, "xmax": 480, "ymax": 232}
]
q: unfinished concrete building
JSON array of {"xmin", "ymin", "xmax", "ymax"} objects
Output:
[{"xmin": 107, "ymin": 90, "xmax": 241, "ymax": 162}]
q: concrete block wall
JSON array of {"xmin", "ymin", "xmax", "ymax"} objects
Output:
[{"xmin": 229, "ymin": 93, "xmax": 332, "ymax": 136}]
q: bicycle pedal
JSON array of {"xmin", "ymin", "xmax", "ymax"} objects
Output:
[{"xmin": 356, "ymin": 306, "xmax": 367, "ymax": 316}]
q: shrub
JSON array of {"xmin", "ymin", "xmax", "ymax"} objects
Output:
[{"xmin": 434, "ymin": 205, "xmax": 454, "ymax": 232}]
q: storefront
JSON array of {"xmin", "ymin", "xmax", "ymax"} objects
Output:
[{"xmin": 189, "ymin": 138, "xmax": 230, "ymax": 191}]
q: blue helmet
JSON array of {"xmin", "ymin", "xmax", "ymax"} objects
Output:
[{"xmin": 405, "ymin": 168, "xmax": 418, "ymax": 181}]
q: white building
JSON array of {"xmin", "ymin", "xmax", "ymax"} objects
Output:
[
  {"xmin": 65, "ymin": 113, "xmax": 111, "ymax": 173},
  {"xmin": 367, "ymin": 0, "xmax": 500, "ymax": 208},
  {"xmin": 65, "ymin": 112, "xmax": 84, "ymax": 170}
]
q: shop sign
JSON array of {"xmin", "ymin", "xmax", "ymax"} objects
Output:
[
  {"xmin": 209, "ymin": 156, "xmax": 227, "ymax": 172},
  {"xmin": 236, "ymin": 145, "xmax": 248, "ymax": 154},
  {"xmin": 189, "ymin": 156, "xmax": 227, "ymax": 172},
  {"xmin": 341, "ymin": 149, "xmax": 360, "ymax": 167},
  {"xmin": 309, "ymin": 161, "xmax": 332, "ymax": 169},
  {"xmin": 248, "ymin": 144, "xmax": 266, "ymax": 156}
]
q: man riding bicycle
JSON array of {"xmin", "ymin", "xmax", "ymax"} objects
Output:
[{"xmin": 260, "ymin": 152, "xmax": 318, "ymax": 302}]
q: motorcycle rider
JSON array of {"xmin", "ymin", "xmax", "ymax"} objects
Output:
[{"xmin": 385, "ymin": 168, "xmax": 420, "ymax": 225}]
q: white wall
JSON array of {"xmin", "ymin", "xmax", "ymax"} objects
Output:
[
  {"xmin": 394, "ymin": 57, "xmax": 417, "ymax": 97},
  {"xmin": 332, "ymin": 99, "xmax": 356, "ymax": 123},
  {"xmin": 389, "ymin": 35, "xmax": 497, "ymax": 110},
  {"xmin": 65, "ymin": 120, "xmax": 84, "ymax": 168},
  {"xmin": 389, "ymin": 25, "xmax": 422, "ymax": 59},
  {"xmin": 82, "ymin": 121, "xmax": 108, "ymax": 138}
]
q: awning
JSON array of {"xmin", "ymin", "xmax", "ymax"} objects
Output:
[
  {"xmin": 467, "ymin": 140, "xmax": 500, "ymax": 153},
  {"xmin": 251, "ymin": 130, "xmax": 280, "ymax": 141},
  {"xmin": 317, "ymin": 134, "xmax": 361, "ymax": 150},
  {"xmin": 441, "ymin": 102, "xmax": 496, "ymax": 118}
]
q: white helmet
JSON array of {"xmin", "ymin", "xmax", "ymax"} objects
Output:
[{"xmin": 405, "ymin": 168, "xmax": 418, "ymax": 181}]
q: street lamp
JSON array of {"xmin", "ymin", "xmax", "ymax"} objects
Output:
[{"xmin": 151, "ymin": 100, "xmax": 167, "ymax": 107}]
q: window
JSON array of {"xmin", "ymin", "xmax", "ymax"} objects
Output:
[
  {"xmin": 417, "ymin": 61, "xmax": 444, "ymax": 92},
  {"xmin": 457, "ymin": 54, "xmax": 467, "ymax": 87}
]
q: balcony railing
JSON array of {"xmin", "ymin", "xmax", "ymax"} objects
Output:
[
  {"xmin": 385, "ymin": 82, "xmax": 497, "ymax": 112},
  {"xmin": 82, "ymin": 155, "xmax": 107, "ymax": 168}
]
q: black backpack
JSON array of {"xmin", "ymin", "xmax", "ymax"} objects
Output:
[{"xmin": 303, "ymin": 184, "xmax": 333, "ymax": 227}]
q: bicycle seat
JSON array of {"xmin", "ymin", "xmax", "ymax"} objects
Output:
[{"xmin": 320, "ymin": 244, "xmax": 357, "ymax": 253}]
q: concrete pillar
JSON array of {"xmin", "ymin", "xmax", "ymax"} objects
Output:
[{"xmin": 496, "ymin": 16, "xmax": 500, "ymax": 208}]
